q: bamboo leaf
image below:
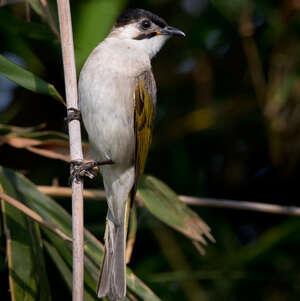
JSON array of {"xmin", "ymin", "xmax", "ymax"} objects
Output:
[
  {"xmin": 126, "ymin": 203, "xmax": 138, "ymax": 263},
  {"xmin": 28, "ymin": 0, "xmax": 44, "ymax": 17},
  {"xmin": 234, "ymin": 219, "xmax": 300, "ymax": 265},
  {"xmin": 0, "ymin": 183, "xmax": 51, "ymax": 300},
  {"xmin": 0, "ymin": 9, "xmax": 54, "ymax": 42},
  {"xmin": 0, "ymin": 123, "xmax": 69, "ymax": 140},
  {"xmin": 44, "ymin": 238, "xmax": 97, "ymax": 301},
  {"xmin": 0, "ymin": 124, "xmax": 91, "ymax": 161},
  {"xmin": 0, "ymin": 135, "xmax": 91, "ymax": 162},
  {"xmin": 126, "ymin": 267, "xmax": 161, "ymax": 301},
  {"xmin": 0, "ymin": 167, "xmax": 161, "ymax": 300},
  {"xmin": 0, "ymin": 54, "xmax": 65, "ymax": 105},
  {"xmin": 0, "ymin": 123, "xmax": 46, "ymax": 136},
  {"xmin": 27, "ymin": 0, "xmax": 59, "ymax": 38},
  {"xmin": 138, "ymin": 176, "xmax": 215, "ymax": 249},
  {"xmin": 0, "ymin": 136, "xmax": 70, "ymax": 162},
  {"xmin": 0, "ymin": 191, "xmax": 71, "ymax": 242},
  {"xmin": 45, "ymin": 230, "xmax": 131, "ymax": 301}
]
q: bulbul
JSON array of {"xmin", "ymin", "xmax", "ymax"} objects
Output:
[{"xmin": 78, "ymin": 8, "xmax": 185, "ymax": 300}]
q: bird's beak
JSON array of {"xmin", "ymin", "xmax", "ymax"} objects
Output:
[{"xmin": 157, "ymin": 26, "xmax": 185, "ymax": 37}]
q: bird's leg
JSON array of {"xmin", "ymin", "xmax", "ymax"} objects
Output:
[{"xmin": 70, "ymin": 159, "xmax": 114, "ymax": 182}]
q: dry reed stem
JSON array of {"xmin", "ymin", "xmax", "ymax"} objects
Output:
[
  {"xmin": 0, "ymin": 191, "xmax": 72, "ymax": 242},
  {"xmin": 37, "ymin": 185, "xmax": 300, "ymax": 217},
  {"xmin": 56, "ymin": 1, "xmax": 84, "ymax": 300},
  {"xmin": 179, "ymin": 195, "xmax": 300, "ymax": 217}
]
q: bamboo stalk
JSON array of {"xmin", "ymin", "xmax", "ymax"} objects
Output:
[
  {"xmin": 37, "ymin": 185, "xmax": 300, "ymax": 217},
  {"xmin": 56, "ymin": 1, "xmax": 84, "ymax": 300}
]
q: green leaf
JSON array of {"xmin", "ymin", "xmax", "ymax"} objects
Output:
[
  {"xmin": 0, "ymin": 167, "xmax": 161, "ymax": 301},
  {"xmin": 0, "ymin": 54, "xmax": 65, "ymax": 105},
  {"xmin": 235, "ymin": 219, "xmax": 300, "ymax": 265},
  {"xmin": 126, "ymin": 267, "xmax": 161, "ymax": 301},
  {"xmin": 28, "ymin": 0, "xmax": 44, "ymax": 17},
  {"xmin": 271, "ymin": 73, "xmax": 296, "ymax": 108},
  {"xmin": 138, "ymin": 175, "xmax": 214, "ymax": 247},
  {"xmin": 44, "ymin": 235, "xmax": 97, "ymax": 301},
  {"xmin": 27, "ymin": 0, "xmax": 59, "ymax": 38},
  {"xmin": 0, "ymin": 123, "xmax": 46, "ymax": 136},
  {"xmin": 126, "ymin": 203, "xmax": 137, "ymax": 263},
  {"xmin": 0, "ymin": 9, "xmax": 54, "ymax": 42},
  {"xmin": 73, "ymin": 0, "xmax": 125, "ymax": 70},
  {"xmin": 0, "ymin": 123, "xmax": 69, "ymax": 140},
  {"xmin": 0, "ymin": 181, "xmax": 51, "ymax": 300},
  {"xmin": 45, "ymin": 230, "xmax": 132, "ymax": 301}
]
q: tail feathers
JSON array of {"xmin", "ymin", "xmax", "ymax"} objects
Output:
[{"xmin": 97, "ymin": 213, "xmax": 126, "ymax": 300}]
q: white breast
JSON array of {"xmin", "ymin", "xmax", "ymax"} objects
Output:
[
  {"xmin": 78, "ymin": 38, "xmax": 150, "ymax": 165},
  {"xmin": 79, "ymin": 38, "xmax": 153, "ymax": 222}
]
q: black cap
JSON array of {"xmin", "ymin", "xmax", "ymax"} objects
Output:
[{"xmin": 115, "ymin": 8, "xmax": 167, "ymax": 29}]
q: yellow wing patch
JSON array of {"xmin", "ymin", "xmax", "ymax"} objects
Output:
[{"xmin": 133, "ymin": 74, "xmax": 155, "ymax": 192}]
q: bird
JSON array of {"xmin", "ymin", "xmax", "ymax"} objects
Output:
[{"xmin": 78, "ymin": 8, "xmax": 185, "ymax": 300}]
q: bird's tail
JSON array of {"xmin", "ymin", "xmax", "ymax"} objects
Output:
[{"xmin": 97, "ymin": 204, "xmax": 129, "ymax": 300}]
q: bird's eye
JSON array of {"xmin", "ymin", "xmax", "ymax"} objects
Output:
[{"xmin": 141, "ymin": 20, "xmax": 151, "ymax": 29}]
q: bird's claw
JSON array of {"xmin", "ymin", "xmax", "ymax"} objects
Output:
[
  {"xmin": 70, "ymin": 159, "xmax": 114, "ymax": 183},
  {"xmin": 65, "ymin": 107, "xmax": 82, "ymax": 123}
]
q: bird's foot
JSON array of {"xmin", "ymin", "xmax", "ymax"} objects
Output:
[
  {"xmin": 65, "ymin": 107, "xmax": 82, "ymax": 123},
  {"xmin": 70, "ymin": 159, "xmax": 114, "ymax": 183}
]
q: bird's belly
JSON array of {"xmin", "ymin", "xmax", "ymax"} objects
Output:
[
  {"xmin": 79, "ymin": 74, "xmax": 135, "ymax": 166},
  {"xmin": 85, "ymin": 105, "xmax": 134, "ymax": 165}
]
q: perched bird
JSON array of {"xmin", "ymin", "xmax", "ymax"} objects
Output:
[{"xmin": 78, "ymin": 8, "xmax": 185, "ymax": 300}]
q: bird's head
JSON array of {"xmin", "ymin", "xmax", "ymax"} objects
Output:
[{"xmin": 109, "ymin": 8, "xmax": 185, "ymax": 58}]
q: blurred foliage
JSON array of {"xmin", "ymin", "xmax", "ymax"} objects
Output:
[{"xmin": 1, "ymin": 0, "xmax": 300, "ymax": 300}]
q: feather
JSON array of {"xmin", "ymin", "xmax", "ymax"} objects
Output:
[
  {"xmin": 96, "ymin": 70, "xmax": 156, "ymax": 300},
  {"xmin": 97, "ymin": 209, "xmax": 127, "ymax": 300},
  {"xmin": 132, "ymin": 70, "xmax": 156, "ymax": 197}
]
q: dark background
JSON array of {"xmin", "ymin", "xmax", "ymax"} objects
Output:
[{"xmin": 1, "ymin": 0, "xmax": 300, "ymax": 300}]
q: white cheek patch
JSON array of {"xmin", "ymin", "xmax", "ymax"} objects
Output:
[
  {"xmin": 109, "ymin": 24, "xmax": 169, "ymax": 59},
  {"xmin": 139, "ymin": 34, "xmax": 169, "ymax": 58}
]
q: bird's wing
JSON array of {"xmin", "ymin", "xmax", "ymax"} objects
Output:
[{"xmin": 132, "ymin": 70, "xmax": 157, "ymax": 197}]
